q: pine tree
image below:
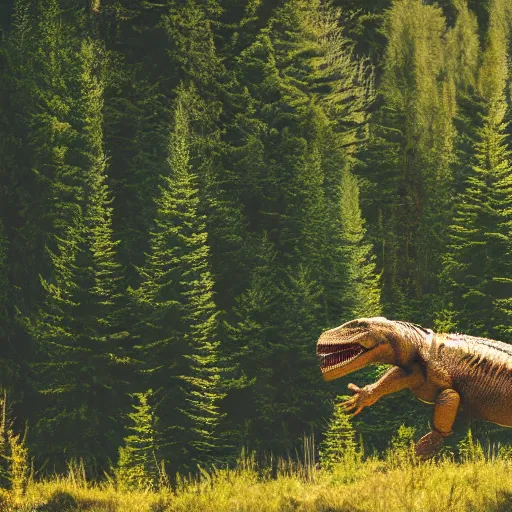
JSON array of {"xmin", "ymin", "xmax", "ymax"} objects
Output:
[
  {"xmin": 132, "ymin": 89, "xmax": 226, "ymax": 475},
  {"xmin": 76, "ymin": 38, "xmax": 129, "ymax": 351},
  {"xmin": 226, "ymin": 244, "xmax": 333, "ymax": 454},
  {"xmin": 102, "ymin": 0, "xmax": 227, "ymax": 282},
  {"xmin": 276, "ymin": 266, "xmax": 331, "ymax": 443},
  {"xmin": 444, "ymin": 0, "xmax": 483, "ymax": 200},
  {"xmin": 338, "ymin": 169, "xmax": 381, "ymax": 321},
  {"xmin": 224, "ymin": 234, "xmax": 283, "ymax": 451},
  {"xmin": 28, "ymin": 34, "xmax": 128, "ymax": 475},
  {"xmin": 436, "ymin": 0, "xmax": 512, "ymax": 339},
  {"xmin": 319, "ymin": 399, "xmax": 359, "ymax": 470},
  {"xmin": 361, "ymin": 0, "xmax": 456, "ymax": 322},
  {"xmin": 222, "ymin": 0, "xmax": 380, "ymax": 455},
  {"xmin": 2, "ymin": 0, "xmax": 81, "ymax": 315},
  {"xmin": 116, "ymin": 392, "xmax": 158, "ymax": 491},
  {"xmin": 445, "ymin": 0, "xmax": 480, "ymax": 94}
]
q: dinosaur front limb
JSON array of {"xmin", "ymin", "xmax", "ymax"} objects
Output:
[
  {"xmin": 341, "ymin": 364, "xmax": 425, "ymax": 416},
  {"xmin": 415, "ymin": 388, "xmax": 460, "ymax": 458}
]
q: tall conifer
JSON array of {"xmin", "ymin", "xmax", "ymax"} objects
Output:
[
  {"xmin": 29, "ymin": 33, "xmax": 128, "ymax": 474},
  {"xmin": 361, "ymin": 0, "xmax": 456, "ymax": 321},
  {"xmin": 338, "ymin": 170, "xmax": 381, "ymax": 320},
  {"xmin": 132, "ymin": 89, "xmax": 225, "ymax": 475},
  {"xmin": 223, "ymin": 0, "xmax": 380, "ymax": 454},
  {"xmin": 2, "ymin": 0, "xmax": 80, "ymax": 314},
  {"xmin": 437, "ymin": 0, "xmax": 512, "ymax": 339}
]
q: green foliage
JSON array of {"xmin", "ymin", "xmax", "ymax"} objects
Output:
[
  {"xmin": 338, "ymin": 169, "xmax": 381, "ymax": 320},
  {"xmin": 6, "ymin": 428, "xmax": 30, "ymax": 503},
  {"xmin": 116, "ymin": 392, "xmax": 158, "ymax": 491},
  {"xmin": 445, "ymin": 0, "xmax": 480, "ymax": 92},
  {"xmin": 386, "ymin": 424, "xmax": 416, "ymax": 468},
  {"xmin": 24, "ymin": 17, "xmax": 129, "ymax": 474},
  {"xmin": 319, "ymin": 398, "xmax": 359, "ymax": 470},
  {"xmin": 436, "ymin": 0, "xmax": 512, "ymax": 339},
  {"xmin": 497, "ymin": 444, "xmax": 512, "ymax": 460},
  {"xmin": 132, "ymin": 90, "xmax": 226, "ymax": 475},
  {"xmin": 0, "ymin": 392, "xmax": 31, "ymax": 501},
  {"xmin": 1, "ymin": 0, "xmax": 512, "ymax": 481},
  {"xmin": 361, "ymin": 0, "xmax": 457, "ymax": 322},
  {"xmin": 457, "ymin": 429, "xmax": 484, "ymax": 463}
]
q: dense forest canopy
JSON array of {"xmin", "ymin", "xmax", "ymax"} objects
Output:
[{"xmin": 0, "ymin": 0, "xmax": 512, "ymax": 480}]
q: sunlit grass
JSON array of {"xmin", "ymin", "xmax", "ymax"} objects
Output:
[{"xmin": 2, "ymin": 443, "xmax": 512, "ymax": 512}]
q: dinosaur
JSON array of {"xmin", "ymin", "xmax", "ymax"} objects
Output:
[{"xmin": 316, "ymin": 317, "xmax": 512, "ymax": 457}]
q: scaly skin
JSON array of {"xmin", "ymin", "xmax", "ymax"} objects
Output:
[{"xmin": 316, "ymin": 317, "xmax": 512, "ymax": 457}]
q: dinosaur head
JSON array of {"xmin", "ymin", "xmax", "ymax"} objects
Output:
[{"xmin": 316, "ymin": 317, "xmax": 400, "ymax": 382}]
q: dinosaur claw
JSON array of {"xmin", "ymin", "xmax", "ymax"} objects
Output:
[
  {"xmin": 340, "ymin": 397, "xmax": 356, "ymax": 410},
  {"xmin": 339, "ymin": 384, "xmax": 375, "ymax": 416}
]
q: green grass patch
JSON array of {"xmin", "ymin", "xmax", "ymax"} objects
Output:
[{"xmin": 0, "ymin": 447, "xmax": 511, "ymax": 512}]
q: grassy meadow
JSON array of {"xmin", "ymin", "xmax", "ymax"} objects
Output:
[{"xmin": 2, "ymin": 442, "xmax": 512, "ymax": 512}]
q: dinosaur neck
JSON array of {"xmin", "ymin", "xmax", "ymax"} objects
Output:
[{"xmin": 388, "ymin": 322, "xmax": 430, "ymax": 367}]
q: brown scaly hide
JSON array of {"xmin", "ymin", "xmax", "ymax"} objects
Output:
[{"xmin": 317, "ymin": 317, "xmax": 512, "ymax": 457}]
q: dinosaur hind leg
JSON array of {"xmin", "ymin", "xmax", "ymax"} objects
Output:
[{"xmin": 415, "ymin": 388, "xmax": 460, "ymax": 459}]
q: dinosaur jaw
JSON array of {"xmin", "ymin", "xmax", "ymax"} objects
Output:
[
  {"xmin": 318, "ymin": 342, "xmax": 365, "ymax": 376},
  {"xmin": 317, "ymin": 342, "xmax": 391, "ymax": 382}
]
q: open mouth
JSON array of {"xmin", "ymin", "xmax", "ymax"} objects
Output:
[{"xmin": 317, "ymin": 343, "xmax": 366, "ymax": 373}]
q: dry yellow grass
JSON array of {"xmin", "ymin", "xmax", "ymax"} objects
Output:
[{"xmin": 1, "ymin": 451, "xmax": 512, "ymax": 511}]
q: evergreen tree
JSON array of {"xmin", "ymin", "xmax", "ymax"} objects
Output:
[
  {"xmin": 319, "ymin": 398, "xmax": 359, "ymax": 470},
  {"xmin": 222, "ymin": 0, "xmax": 380, "ymax": 455},
  {"xmin": 2, "ymin": 0, "xmax": 81, "ymax": 314},
  {"xmin": 226, "ymin": 242, "xmax": 334, "ymax": 454},
  {"xmin": 102, "ymin": 0, "xmax": 227, "ymax": 283},
  {"xmin": 0, "ymin": 0, "xmax": 84, "ymax": 442},
  {"xmin": 445, "ymin": 0, "xmax": 480, "ymax": 94},
  {"xmin": 360, "ymin": 0, "xmax": 456, "ymax": 322},
  {"xmin": 132, "ymin": 90, "xmax": 226, "ymax": 475},
  {"xmin": 101, "ymin": 11, "xmax": 171, "ymax": 279},
  {"xmin": 276, "ymin": 266, "xmax": 331, "ymax": 441},
  {"xmin": 28, "ymin": 35, "xmax": 128, "ymax": 475},
  {"xmin": 225, "ymin": 234, "xmax": 283, "ymax": 452},
  {"xmin": 338, "ymin": 169, "xmax": 381, "ymax": 320},
  {"xmin": 436, "ymin": 0, "xmax": 512, "ymax": 339},
  {"xmin": 116, "ymin": 392, "xmax": 158, "ymax": 491},
  {"xmin": 444, "ymin": 0, "xmax": 483, "ymax": 200}
]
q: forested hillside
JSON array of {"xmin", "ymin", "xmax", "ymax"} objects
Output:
[{"xmin": 0, "ymin": 0, "xmax": 511, "ymax": 481}]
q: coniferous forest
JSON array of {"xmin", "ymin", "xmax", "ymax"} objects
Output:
[{"xmin": 1, "ymin": 0, "xmax": 512, "ymax": 485}]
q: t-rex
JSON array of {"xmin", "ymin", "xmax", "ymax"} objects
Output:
[{"xmin": 316, "ymin": 317, "xmax": 512, "ymax": 457}]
